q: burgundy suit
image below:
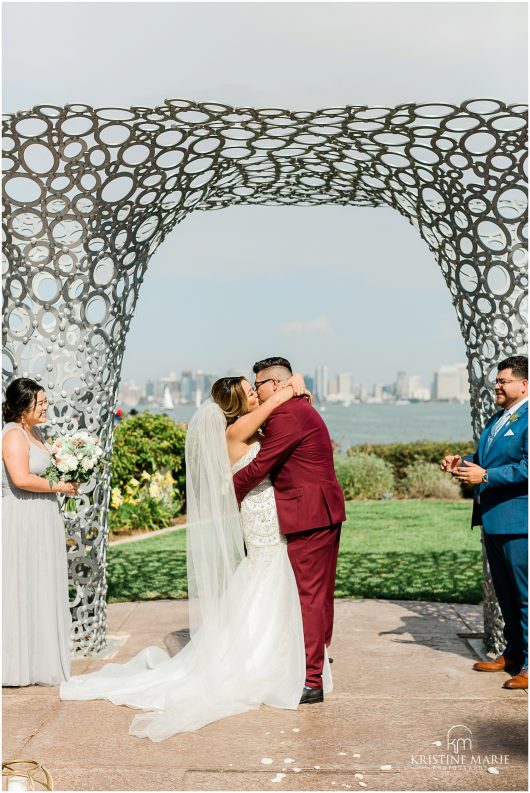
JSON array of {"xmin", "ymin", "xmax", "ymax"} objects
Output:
[{"xmin": 233, "ymin": 397, "xmax": 346, "ymax": 688}]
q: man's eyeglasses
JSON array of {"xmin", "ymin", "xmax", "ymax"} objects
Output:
[
  {"xmin": 494, "ymin": 378, "xmax": 525, "ymax": 386},
  {"xmin": 254, "ymin": 378, "xmax": 277, "ymax": 391}
]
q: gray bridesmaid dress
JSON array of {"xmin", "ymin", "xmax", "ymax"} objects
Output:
[{"xmin": 2, "ymin": 422, "xmax": 71, "ymax": 686}]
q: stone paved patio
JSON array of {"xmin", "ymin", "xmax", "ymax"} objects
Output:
[{"xmin": 2, "ymin": 599, "xmax": 527, "ymax": 791}]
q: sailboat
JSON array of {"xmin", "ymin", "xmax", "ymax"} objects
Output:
[{"xmin": 162, "ymin": 386, "xmax": 174, "ymax": 410}]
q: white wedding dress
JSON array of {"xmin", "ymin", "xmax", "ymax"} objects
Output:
[{"xmin": 61, "ymin": 437, "xmax": 330, "ymax": 742}]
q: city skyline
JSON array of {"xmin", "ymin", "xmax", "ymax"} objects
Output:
[{"xmin": 118, "ymin": 359, "xmax": 471, "ymax": 408}]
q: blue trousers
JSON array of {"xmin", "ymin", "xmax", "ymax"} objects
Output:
[{"xmin": 483, "ymin": 532, "xmax": 528, "ymax": 668}]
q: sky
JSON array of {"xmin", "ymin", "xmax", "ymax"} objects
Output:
[{"xmin": 3, "ymin": 1, "xmax": 528, "ymax": 386}]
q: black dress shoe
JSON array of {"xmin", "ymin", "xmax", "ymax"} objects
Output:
[{"xmin": 299, "ymin": 687, "xmax": 324, "ymax": 705}]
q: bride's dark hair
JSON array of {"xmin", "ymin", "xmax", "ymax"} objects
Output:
[{"xmin": 210, "ymin": 377, "xmax": 248, "ymax": 426}]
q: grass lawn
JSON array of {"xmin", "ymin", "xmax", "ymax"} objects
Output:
[{"xmin": 107, "ymin": 499, "xmax": 482, "ymax": 604}]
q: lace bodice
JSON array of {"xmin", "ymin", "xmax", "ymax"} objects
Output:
[{"xmin": 232, "ymin": 441, "xmax": 285, "ymax": 550}]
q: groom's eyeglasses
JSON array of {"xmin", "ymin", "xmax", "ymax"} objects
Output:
[{"xmin": 254, "ymin": 378, "xmax": 276, "ymax": 391}]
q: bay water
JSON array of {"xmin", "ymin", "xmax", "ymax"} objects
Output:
[{"xmin": 138, "ymin": 401, "xmax": 473, "ymax": 450}]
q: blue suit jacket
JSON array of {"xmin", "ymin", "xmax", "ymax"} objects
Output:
[{"xmin": 465, "ymin": 401, "xmax": 528, "ymax": 535}]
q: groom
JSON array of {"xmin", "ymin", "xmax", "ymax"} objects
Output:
[{"xmin": 233, "ymin": 356, "xmax": 346, "ymax": 704}]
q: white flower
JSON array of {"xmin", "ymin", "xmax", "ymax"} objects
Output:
[
  {"xmin": 57, "ymin": 454, "xmax": 78, "ymax": 473},
  {"xmin": 64, "ymin": 455, "xmax": 79, "ymax": 472}
]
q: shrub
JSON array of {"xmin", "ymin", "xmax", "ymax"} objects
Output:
[
  {"xmin": 109, "ymin": 498, "xmax": 175, "ymax": 534},
  {"xmin": 347, "ymin": 440, "xmax": 475, "ymax": 479},
  {"xmin": 111, "ymin": 412, "xmax": 187, "ymax": 505},
  {"xmin": 402, "ymin": 461, "xmax": 462, "ymax": 500},
  {"xmin": 335, "ymin": 453, "xmax": 395, "ymax": 500},
  {"xmin": 347, "ymin": 440, "xmax": 475, "ymax": 497},
  {"xmin": 109, "ymin": 413, "xmax": 187, "ymax": 533}
]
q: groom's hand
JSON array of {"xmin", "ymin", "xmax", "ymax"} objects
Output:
[
  {"xmin": 454, "ymin": 460, "xmax": 485, "ymax": 485},
  {"xmin": 440, "ymin": 454, "xmax": 461, "ymax": 472}
]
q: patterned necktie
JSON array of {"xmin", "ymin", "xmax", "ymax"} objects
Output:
[{"xmin": 486, "ymin": 412, "xmax": 508, "ymax": 450}]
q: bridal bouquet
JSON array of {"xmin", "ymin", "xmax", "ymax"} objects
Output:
[{"xmin": 45, "ymin": 431, "xmax": 104, "ymax": 512}]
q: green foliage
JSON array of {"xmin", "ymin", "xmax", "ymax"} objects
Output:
[
  {"xmin": 107, "ymin": 499, "xmax": 481, "ymax": 604},
  {"xmin": 110, "ymin": 412, "xmax": 187, "ymax": 510},
  {"xmin": 347, "ymin": 439, "xmax": 475, "ymax": 479},
  {"xmin": 108, "ymin": 497, "xmax": 175, "ymax": 534},
  {"xmin": 334, "ymin": 452, "xmax": 395, "ymax": 500},
  {"xmin": 347, "ymin": 439, "xmax": 476, "ymax": 497},
  {"xmin": 401, "ymin": 461, "xmax": 462, "ymax": 500}
]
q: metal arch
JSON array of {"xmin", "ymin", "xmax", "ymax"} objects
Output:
[{"xmin": 2, "ymin": 98, "xmax": 527, "ymax": 653}]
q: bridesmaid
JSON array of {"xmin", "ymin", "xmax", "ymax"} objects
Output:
[{"xmin": 2, "ymin": 378, "xmax": 77, "ymax": 686}]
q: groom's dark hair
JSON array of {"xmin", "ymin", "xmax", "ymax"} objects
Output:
[
  {"xmin": 498, "ymin": 355, "xmax": 528, "ymax": 380},
  {"xmin": 253, "ymin": 357, "xmax": 293, "ymax": 375}
]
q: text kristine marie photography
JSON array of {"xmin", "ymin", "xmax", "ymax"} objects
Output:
[{"xmin": 410, "ymin": 725, "xmax": 510, "ymax": 773}]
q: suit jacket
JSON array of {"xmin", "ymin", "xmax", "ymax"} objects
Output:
[
  {"xmin": 464, "ymin": 401, "xmax": 528, "ymax": 535},
  {"xmin": 233, "ymin": 397, "xmax": 346, "ymax": 535}
]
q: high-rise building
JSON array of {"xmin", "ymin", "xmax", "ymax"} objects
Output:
[
  {"xmin": 359, "ymin": 383, "xmax": 369, "ymax": 402},
  {"xmin": 119, "ymin": 379, "xmax": 141, "ymax": 407},
  {"xmin": 458, "ymin": 364, "xmax": 470, "ymax": 400},
  {"xmin": 145, "ymin": 380, "xmax": 155, "ymax": 398},
  {"xmin": 433, "ymin": 364, "xmax": 470, "ymax": 401},
  {"xmin": 373, "ymin": 383, "xmax": 383, "ymax": 401},
  {"xmin": 180, "ymin": 370, "xmax": 195, "ymax": 403},
  {"xmin": 315, "ymin": 365, "xmax": 328, "ymax": 403},
  {"xmin": 396, "ymin": 371, "xmax": 409, "ymax": 399},
  {"xmin": 327, "ymin": 378, "xmax": 338, "ymax": 397},
  {"xmin": 337, "ymin": 373, "xmax": 353, "ymax": 400}
]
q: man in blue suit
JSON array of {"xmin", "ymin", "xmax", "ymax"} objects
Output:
[{"xmin": 441, "ymin": 355, "xmax": 528, "ymax": 690}]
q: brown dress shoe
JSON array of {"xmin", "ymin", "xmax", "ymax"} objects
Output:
[
  {"xmin": 503, "ymin": 668, "xmax": 528, "ymax": 690},
  {"xmin": 472, "ymin": 655, "xmax": 520, "ymax": 673}
]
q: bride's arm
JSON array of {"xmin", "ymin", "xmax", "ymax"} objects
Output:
[
  {"xmin": 227, "ymin": 387, "xmax": 295, "ymax": 443},
  {"xmin": 226, "ymin": 387, "xmax": 294, "ymax": 443},
  {"xmin": 227, "ymin": 373, "xmax": 311, "ymax": 443}
]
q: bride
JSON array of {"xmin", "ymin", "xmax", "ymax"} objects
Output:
[{"xmin": 60, "ymin": 374, "xmax": 331, "ymax": 741}]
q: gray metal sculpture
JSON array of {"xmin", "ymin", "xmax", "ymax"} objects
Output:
[{"xmin": 2, "ymin": 98, "xmax": 527, "ymax": 654}]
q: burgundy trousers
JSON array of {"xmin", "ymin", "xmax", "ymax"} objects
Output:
[{"xmin": 286, "ymin": 523, "xmax": 341, "ymax": 688}]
